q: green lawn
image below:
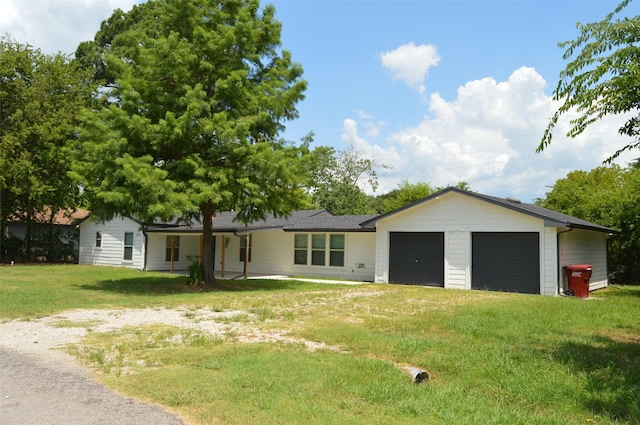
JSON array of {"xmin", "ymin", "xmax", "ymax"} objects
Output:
[{"xmin": 2, "ymin": 265, "xmax": 639, "ymax": 425}]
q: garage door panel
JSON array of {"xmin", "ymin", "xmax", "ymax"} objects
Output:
[
  {"xmin": 389, "ymin": 232, "xmax": 444, "ymax": 286},
  {"xmin": 472, "ymin": 232, "xmax": 540, "ymax": 294}
]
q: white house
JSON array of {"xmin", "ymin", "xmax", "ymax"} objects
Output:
[{"xmin": 78, "ymin": 188, "xmax": 617, "ymax": 296}]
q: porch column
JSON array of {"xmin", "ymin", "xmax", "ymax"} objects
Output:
[
  {"xmin": 221, "ymin": 236, "xmax": 226, "ymax": 278},
  {"xmin": 243, "ymin": 233, "xmax": 250, "ymax": 279},
  {"xmin": 170, "ymin": 235, "xmax": 175, "ymax": 273}
]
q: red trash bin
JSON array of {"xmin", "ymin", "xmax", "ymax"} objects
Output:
[{"xmin": 563, "ymin": 264, "xmax": 592, "ymax": 298}]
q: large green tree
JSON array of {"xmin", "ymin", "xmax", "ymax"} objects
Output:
[
  {"xmin": 538, "ymin": 0, "xmax": 640, "ymax": 162},
  {"xmin": 0, "ymin": 36, "xmax": 95, "ymax": 261},
  {"xmin": 537, "ymin": 164, "xmax": 640, "ymax": 284},
  {"xmin": 72, "ymin": 0, "xmax": 308, "ymax": 285}
]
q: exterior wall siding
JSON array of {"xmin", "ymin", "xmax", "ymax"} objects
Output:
[
  {"xmin": 215, "ymin": 230, "xmax": 375, "ymax": 281},
  {"xmin": 541, "ymin": 227, "xmax": 559, "ymax": 296},
  {"xmin": 145, "ymin": 233, "xmax": 201, "ymax": 271},
  {"xmin": 445, "ymin": 231, "xmax": 470, "ymax": 290},
  {"xmin": 78, "ymin": 216, "xmax": 144, "ymax": 269},
  {"xmin": 559, "ymin": 229, "xmax": 609, "ymax": 290}
]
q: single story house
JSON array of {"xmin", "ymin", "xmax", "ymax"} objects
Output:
[{"xmin": 78, "ymin": 187, "xmax": 617, "ymax": 296}]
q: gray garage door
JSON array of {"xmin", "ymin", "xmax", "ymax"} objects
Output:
[
  {"xmin": 389, "ymin": 232, "xmax": 444, "ymax": 286},
  {"xmin": 471, "ymin": 232, "xmax": 540, "ymax": 294}
]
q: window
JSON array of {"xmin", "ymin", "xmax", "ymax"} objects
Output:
[
  {"xmin": 95, "ymin": 231, "xmax": 102, "ymax": 248},
  {"xmin": 165, "ymin": 236, "xmax": 180, "ymax": 262},
  {"xmin": 311, "ymin": 234, "xmax": 325, "ymax": 266},
  {"xmin": 329, "ymin": 234, "xmax": 345, "ymax": 267},
  {"xmin": 294, "ymin": 234, "xmax": 308, "ymax": 265},
  {"xmin": 239, "ymin": 234, "xmax": 252, "ymax": 262},
  {"xmin": 293, "ymin": 234, "xmax": 346, "ymax": 267},
  {"xmin": 123, "ymin": 232, "xmax": 134, "ymax": 261}
]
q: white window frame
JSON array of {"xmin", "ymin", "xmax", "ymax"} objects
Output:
[
  {"xmin": 123, "ymin": 232, "xmax": 134, "ymax": 261},
  {"xmin": 293, "ymin": 234, "xmax": 345, "ymax": 268}
]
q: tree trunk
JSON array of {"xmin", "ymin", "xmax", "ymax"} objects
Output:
[{"xmin": 201, "ymin": 200, "xmax": 217, "ymax": 286}]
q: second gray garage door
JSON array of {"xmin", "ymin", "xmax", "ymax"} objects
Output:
[
  {"xmin": 471, "ymin": 232, "xmax": 540, "ymax": 294},
  {"xmin": 389, "ymin": 232, "xmax": 444, "ymax": 286}
]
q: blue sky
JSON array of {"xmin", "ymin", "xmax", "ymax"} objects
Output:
[{"xmin": 2, "ymin": 0, "xmax": 638, "ymax": 202}]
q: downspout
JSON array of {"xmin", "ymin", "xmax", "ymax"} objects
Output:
[{"xmin": 557, "ymin": 227, "xmax": 573, "ymax": 295}]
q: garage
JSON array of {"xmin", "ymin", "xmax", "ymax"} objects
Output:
[
  {"xmin": 471, "ymin": 232, "xmax": 540, "ymax": 294},
  {"xmin": 389, "ymin": 232, "xmax": 444, "ymax": 286}
]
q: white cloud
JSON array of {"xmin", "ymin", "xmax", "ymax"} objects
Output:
[
  {"xmin": 0, "ymin": 0, "xmax": 138, "ymax": 54},
  {"xmin": 379, "ymin": 42, "xmax": 440, "ymax": 95},
  {"xmin": 348, "ymin": 66, "xmax": 637, "ymax": 201}
]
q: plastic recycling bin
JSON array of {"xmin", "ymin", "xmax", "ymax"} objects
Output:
[{"xmin": 563, "ymin": 264, "xmax": 593, "ymax": 298}]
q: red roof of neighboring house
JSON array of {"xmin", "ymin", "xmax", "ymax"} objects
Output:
[
  {"xmin": 8, "ymin": 208, "xmax": 90, "ymax": 225},
  {"xmin": 50, "ymin": 208, "xmax": 90, "ymax": 225}
]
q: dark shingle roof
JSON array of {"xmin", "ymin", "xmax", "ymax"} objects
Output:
[
  {"xmin": 144, "ymin": 209, "xmax": 361, "ymax": 233},
  {"xmin": 360, "ymin": 187, "xmax": 618, "ymax": 234},
  {"xmin": 283, "ymin": 214, "xmax": 377, "ymax": 232}
]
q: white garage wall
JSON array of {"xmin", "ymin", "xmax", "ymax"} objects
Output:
[
  {"xmin": 542, "ymin": 227, "xmax": 559, "ymax": 296},
  {"xmin": 559, "ymin": 229, "xmax": 609, "ymax": 290},
  {"xmin": 445, "ymin": 230, "xmax": 470, "ymax": 290}
]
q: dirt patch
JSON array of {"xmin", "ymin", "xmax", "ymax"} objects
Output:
[{"xmin": 0, "ymin": 306, "xmax": 336, "ymax": 360}]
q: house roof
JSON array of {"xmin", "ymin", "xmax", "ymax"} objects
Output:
[
  {"xmin": 283, "ymin": 214, "xmax": 377, "ymax": 232},
  {"xmin": 360, "ymin": 187, "xmax": 618, "ymax": 234},
  {"xmin": 144, "ymin": 209, "xmax": 364, "ymax": 233}
]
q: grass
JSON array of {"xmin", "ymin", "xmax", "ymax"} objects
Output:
[{"xmin": 2, "ymin": 265, "xmax": 640, "ymax": 424}]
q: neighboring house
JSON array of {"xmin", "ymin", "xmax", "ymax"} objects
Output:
[
  {"xmin": 78, "ymin": 188, "xmax": 617, "ymax": 296},
  {"xmin": 4, "ymin": 208, "xmax": 89, "ymax": 262}
]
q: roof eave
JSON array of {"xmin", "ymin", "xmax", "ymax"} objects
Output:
[{"xmin": 283, "ymin": 227, "xmax": 376, "ymax": 232}]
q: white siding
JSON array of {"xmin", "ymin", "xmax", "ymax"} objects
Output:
[
  {"xmin": 559, "ymin": 229, "xmax": 609, "ymax": 291},
  {"xmin": 78, "ymin": 216, "xmax": 145, "ymax": 269},
  {"xmin": 145, "ymin": 233, "xmax": 201, "ymax": 271},
  {"xmin": 374, "ymin": 192, "xmax": 556, "ymax": 294},
  {"xmin": 445, "ymin": 231, "xmax": 470, "ymax": 290},
  {"xmin": 219, "ymin": 229, "xmax": 290, "ymax": 276},
  {"xmin": 542, "ymin": 227, "xmax": 559, "ymax": 296},
  {"xmin": 214, "ymin": 230, "xmax": 375, "ymax": 281}
]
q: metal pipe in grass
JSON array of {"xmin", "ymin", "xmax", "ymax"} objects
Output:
[{"xmin": 404, "ymin": 366, "xmax": 429, "ymax": 384}]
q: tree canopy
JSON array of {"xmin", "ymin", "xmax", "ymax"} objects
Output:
[
  {"xmin": 538, "ymin": 0, "xmax": 640, "ymax": 162},
  {"xmin": 0, "ymin": 36, "xmax": 95, "ymax": 261},
  {"xmin": 308, "ymin": 145, "xmax": 386, "ymax": 215},
  {"xmin": 72, "ymin": 0, "xmax": 308, "ymax": 285}
]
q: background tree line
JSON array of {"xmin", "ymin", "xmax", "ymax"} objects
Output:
[{"xmin": 1, "ymin": 0, "xmax": 639, "ymax": 284}]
